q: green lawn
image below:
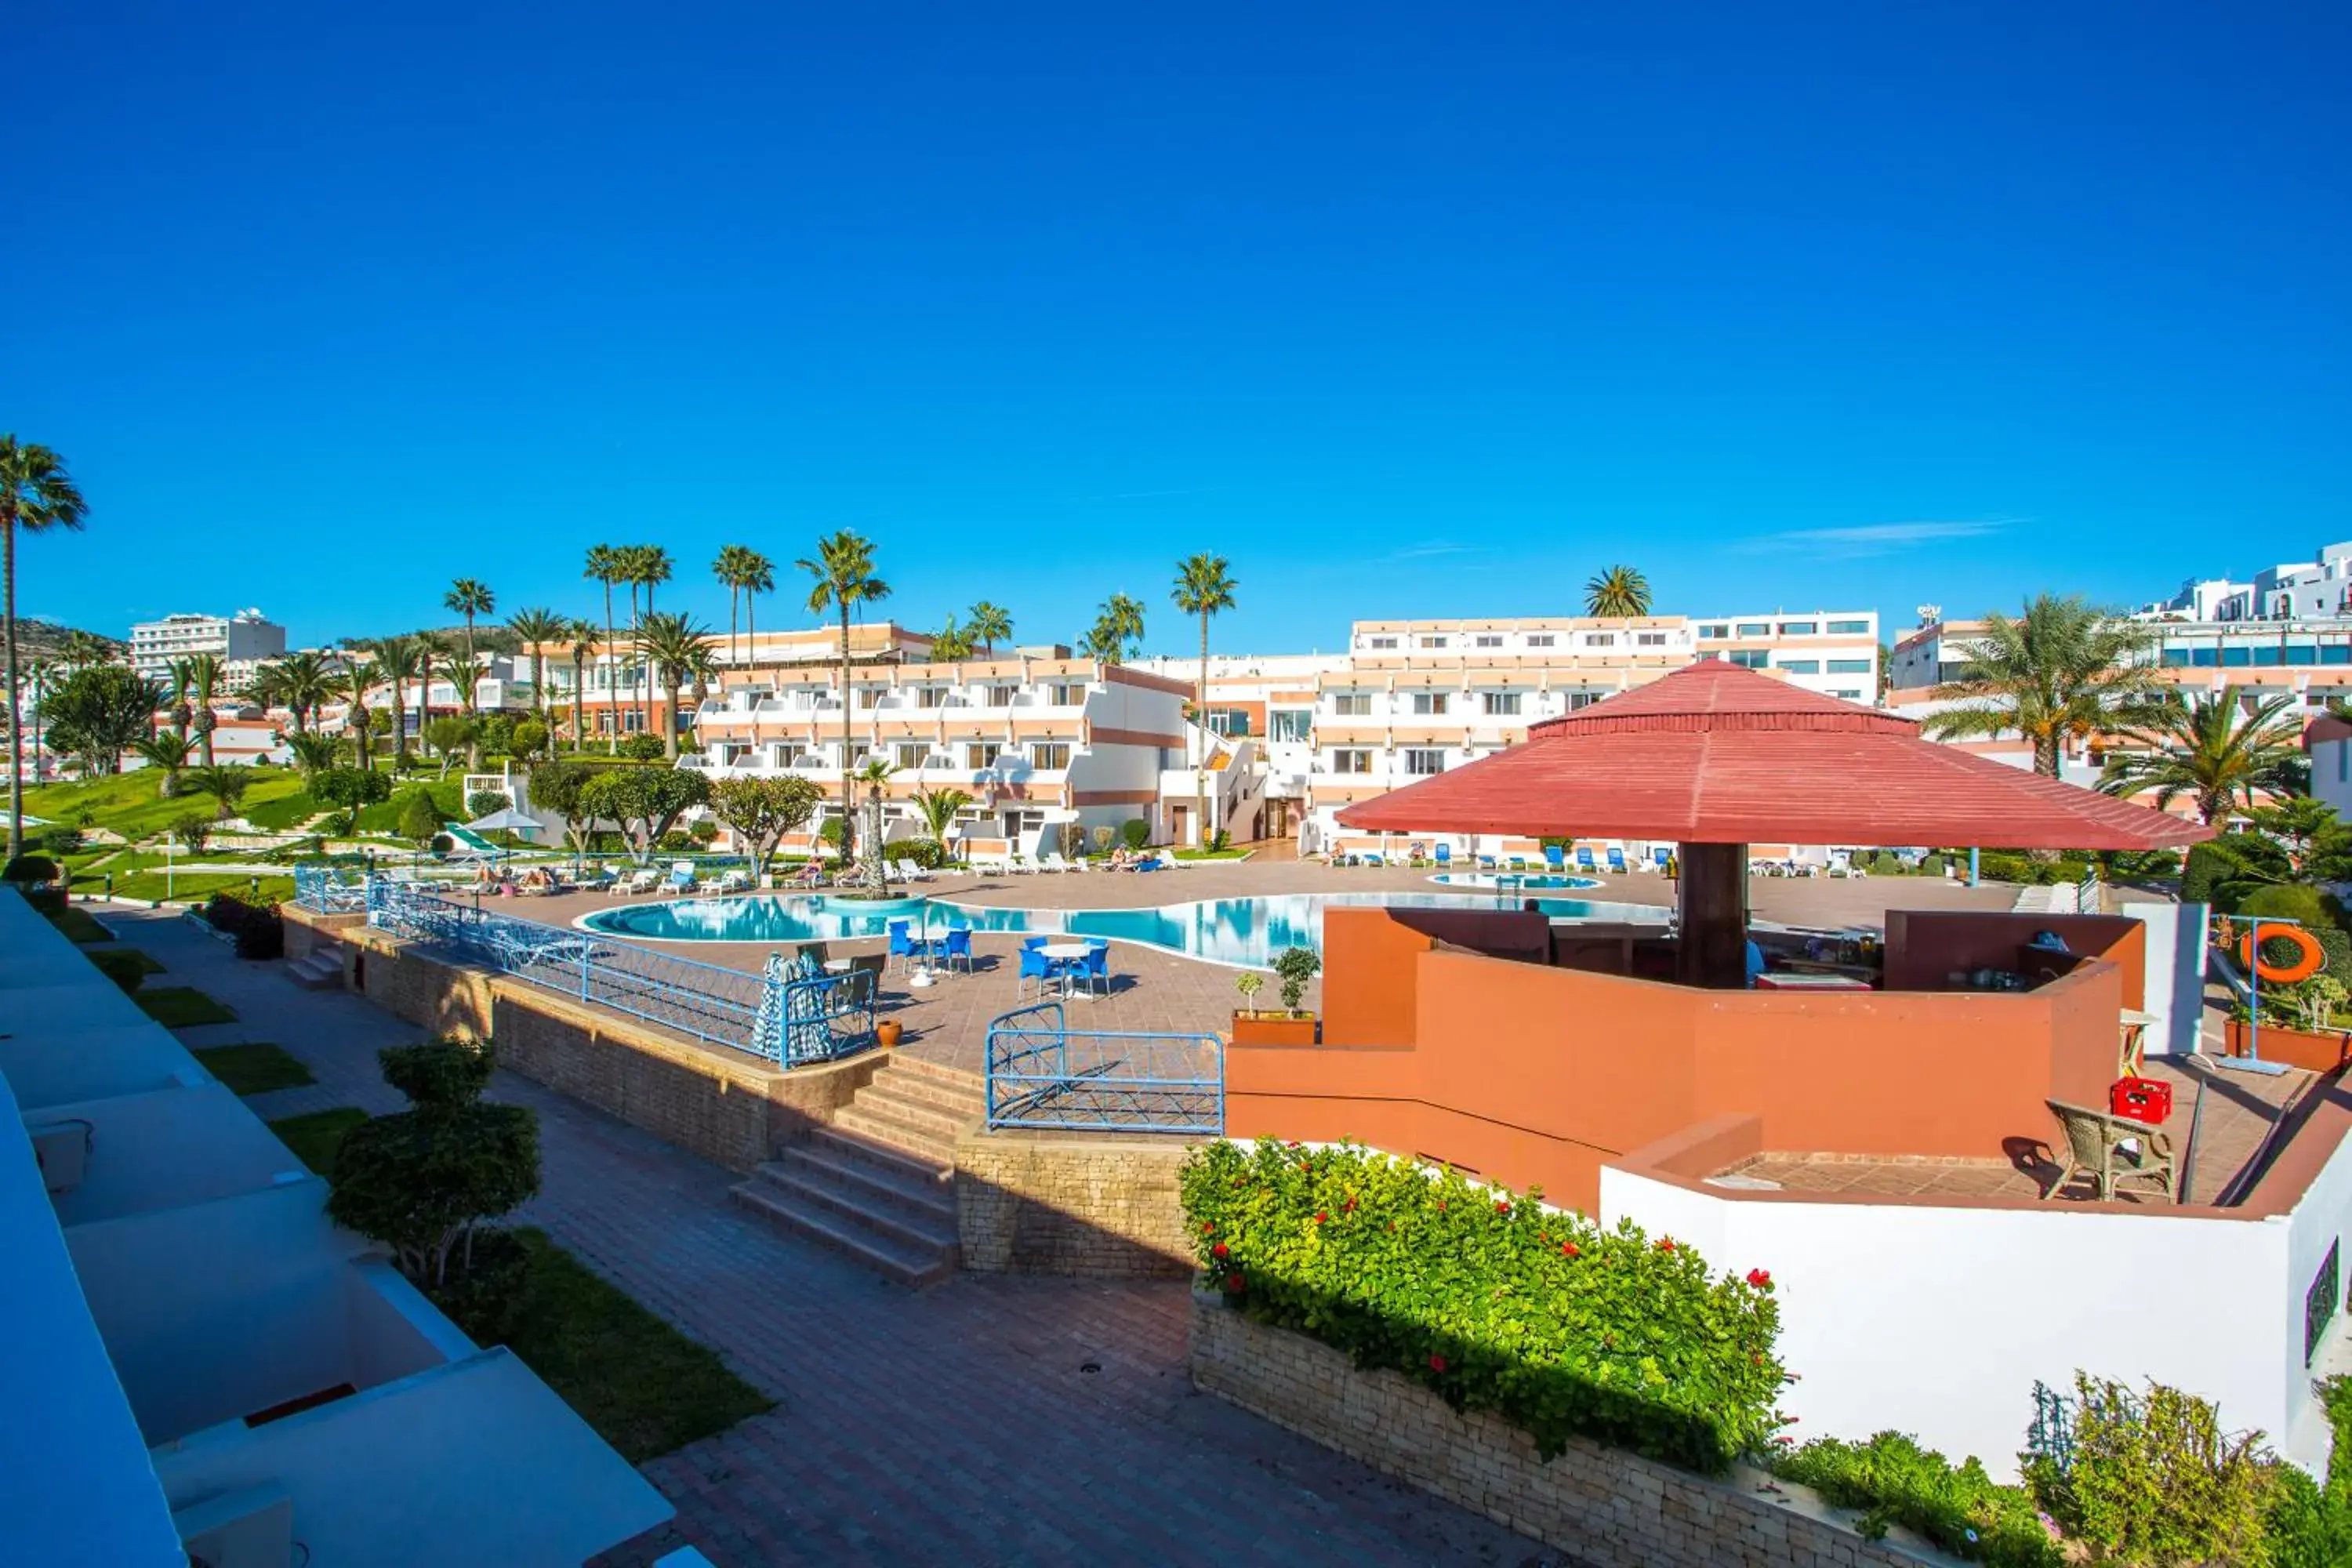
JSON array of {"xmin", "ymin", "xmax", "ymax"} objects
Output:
[
  {"xmin": 267, "ymin": 1106, "xmax": 369, "ymax": 1174},
  {"xmin": 24, "ymin": 768, "xmax": 314, "ymax": 844},
  {"xmin": 135, "ymin": 986, "xmax": 240, "ymax": 1027},
  {"xmin": 96, "ymin": 871, "xmax": 296, "ymax": 906},
  {"xmin": 1173, "ymin": 848, "xmax": 1254, "ymax": 860},
  {"xmin": 45, "ymin": 906, "xmax": 115, "ymax": 943},
  {"xmin": 241, "ymin": 789, "xmax": 325, "ymax": 829},
  {"xmin": 483, "ymin": 1229, "xmax": 774, "ymax": 1462},
  {"xmin": 195, "ymin": 1043, "xmax": 316, "ymax": 1094}
]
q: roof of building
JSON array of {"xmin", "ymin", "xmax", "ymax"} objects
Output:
[{"xmin": 1337, "ymin": 661, "xmax": 2211, "ymax": 849}]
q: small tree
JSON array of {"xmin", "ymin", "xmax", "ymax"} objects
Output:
[
  {"xmin": 576, "ymin": 764, "xmax": 709, "ymax": 862},
  {"xmin": 1091, "ymin": 824, "xmax": 1114, "ymax": 855},
  {"xmin": 466, "ymin": 789, "xmax": 511, "ymax": 821},
  {"xmin": 315, "ymin": 765, "xmax": 392, "ymax": 835},
  {"xmin": 185, "ymin": 764, "xmax": 252, "ymax": 822},
  {"xmin": 1234, "ymin": 971, "xmax": 1265, "ymax": 1013},
  {"xmin": 397, "ymin": 789, "xmax": 444, "ymax": 848},
  {"xmin": 707, "ymin": 775, "xmax": 823, "ymax": 878},
  {"xmin": 510, "ymin": 718, "xmax": 548, "ymax": 760},
  {"xmin": 170, "ymin": 810, "xmax": 213, "ymax": 855},
  {"xmin": 1272, "ymin": 945, "xmax": 1321, "ymax": 1014},
  {"xmin": 326, "ymin": 1037, "xmax": 540, "ymax": 1288},
  {"xmin": 423, "ymin": 715, "xmax": 476, "ymax": 779},
  {"xmin": 619, "ymin": 732, "xmax": 666, "ymax": 761},
  {"xmin": 1120, "ymin": 818, "xmax": 1151, "ymax": 851}
]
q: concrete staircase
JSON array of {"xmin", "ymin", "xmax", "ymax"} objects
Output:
[
  {"xmin": 285, "ymin": 947, "xmax": 343, "ymax": 990},
  {"xmin": 728, "ymin": 1054, "xmax": 984, "ymax": 1287}
]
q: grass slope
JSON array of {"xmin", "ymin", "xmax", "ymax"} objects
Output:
[
  {"xmin": 195, "ymin": 1043, "xmax": 317, "ymax": 1095},
  {"xmin": 135, "ymin": 986, "xmax": 239, "ymax": 1028},
  {"xmin": 267, "ymin": 1107, "xmax": 369, "ymax": 1174}
]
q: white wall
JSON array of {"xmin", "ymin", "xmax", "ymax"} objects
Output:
[
  {"xmin": 2314, "ymin": 738, "xmax": 2352, "ymax": 821},
  {"xmin": 2119, "ymin": 901, "xmax": 2209, "ymax": 1057},
  {"xmin": 42, "ymin": 1081, "xmax": 308, "ymax": 1227},
  {"xmin": 1602, "ymin": 1151, "xmax": 2352, "ymax": 1480}
]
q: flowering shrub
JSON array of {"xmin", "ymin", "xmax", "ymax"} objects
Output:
[
  {"xmin": 1179, "ymin": 1138, "xmax": 1785, "ymax": 1472},
  {"xmin": 1773, "ymin": 1432, "xmax": 2060, "ymax": 1568}
]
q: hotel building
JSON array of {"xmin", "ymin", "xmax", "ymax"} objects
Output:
[{"xmin": 128, "ymin": 609, "xmax": 287, "ymax": 691}]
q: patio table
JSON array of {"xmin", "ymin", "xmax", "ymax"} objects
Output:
[{"xmin": 1040, "ymin": 942, "xmax": 1093, "ymax": 999}]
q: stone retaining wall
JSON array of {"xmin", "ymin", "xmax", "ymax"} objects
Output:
[
  {"xmin": 1189, "ymin": 1293, "xmax": 1948, "ymax": 1568},
  {"xmin": 280, "ymin": 906, "xmax": 366, "ymax": 961},
  {"xmin": 955, "ymin": 1131, "xmax": 1196, "ymax": 1278},
  {"xmin": 284, "ymin": 904, "xmax": 877, "ymax": 1171}
]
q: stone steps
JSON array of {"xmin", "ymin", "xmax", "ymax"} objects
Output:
[{"xmin": 285, "ymin": 949, "xmax": 343, "ymax": 990}]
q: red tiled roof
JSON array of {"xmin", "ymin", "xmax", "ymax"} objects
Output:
[{"xmin": 1339, "ymin": 662, "xmax": 2210, "ymax": 850}]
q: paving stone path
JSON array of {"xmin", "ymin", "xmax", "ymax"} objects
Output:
[{"xmin": 114, "ymin": 910, "xmax": 1552, "ymax": 1566}]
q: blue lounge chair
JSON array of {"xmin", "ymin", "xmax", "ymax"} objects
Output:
[
  {"xmin": 1477, "ymin": 852, "xmax": 1497, "ymax": 870},
  {"xmin": 942, "ymin": 926, "xmax": 974, "ymax": 975},
  {"xmin": 1653, "ymin": 847, "xmax": 1671, "ymax": 872},
  {"xmin": 1542, "ymin": 844, "xmax": 1566, "ymax": 873},
  {"xmin": 1606, "ymin": 847, "xmax": 1628, "ymax": 874},
  {"xmin": 1434, "ymin": 844, "xmax": 1453, "ymax": 871},
  {"xmin": 1575, "ymin": 847, "xmax": 1598, "ymax": 874}
]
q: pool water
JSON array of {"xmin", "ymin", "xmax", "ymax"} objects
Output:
[
  {"xmin": 1426, "ymin": 873, "xmax": 1601, "ymax": 891},
  {"xmin": 578, "ymin": 890, "xmax": 1669, "ymax": 969}
]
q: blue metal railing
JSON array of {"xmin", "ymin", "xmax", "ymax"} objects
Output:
[
  {"xmin": 984, "ymin": 1000, "xmax": 1223, "ymax": 1135},
  {"xmin": 362, "ymin": 877, "xmax": 873, "ymax": 1066},
  {"xmin": 293, "ymin": 863, "xmax": 368, "ymax": 913}
]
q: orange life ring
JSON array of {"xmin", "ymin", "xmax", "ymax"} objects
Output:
[{"xmin": 2241, "ymin": 924, "xmax": 2325, "ymax": 984}]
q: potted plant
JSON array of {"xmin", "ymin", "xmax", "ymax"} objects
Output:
[{"xmin": 1231, "ymin": 945, "xmax": 1320, "ymax": 1047}]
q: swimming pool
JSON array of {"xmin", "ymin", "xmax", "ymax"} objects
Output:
[
  {"xmin": 1425, "ymin": 873, "xmax": 1600, "ymax": 891},
  {"xmin": 577, "ymin": 890, "xmax": 1670, "ymax": 969}
]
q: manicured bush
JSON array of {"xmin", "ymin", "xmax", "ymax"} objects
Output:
[
  {"xmin": 1179, "ymin": 1138, "xmax": 1785, "ymax": 1472},
  {"xmin": 202, "ymin": 892, "xmax": 285, "ymax": 960},
  {"xmin": 1871, "ymin": 850, "xmax": 1905, "ymax": 876},
  {"xmin": 2, "ymin": 852, "xmax": 60, "ymax": 885},
  {"xmin": 41, "ymin": 826, "xmax": 84, "ymax": 856},
  {"xmin": 396, "ymin": 789, "xmax": 443, "ymax": 846},
  {"xmin": 2182, "ymin": 833, "xmax": 2291, "ymax": 911},
  {"xmin": 688, "ymin": 818, "xmax": 718, "ymax": 844},
  {"xmin": 1119, "ymin": 818, "xmax": 1151, "ymax": 851},
  {"xmin": 170, "ymin": 810, "xmax": 214, "ymax": 854},
  {"xmin": 1272, "ymin": 945, "xmax": 1320, "ymax": 1013},
  {"xmin": 465, "ymin": 789, "xmax": 511, "ymax": 820},
  {"xmin": 510, "ymin": 719, "xmax": 548, "ymax": 760},
  {"xmin": 1774, "ymin": 1432, "xmax": 2060, "ymax": 1567},
  {"xmin": 898, "ymin": 837, "xmax": 950, "ymax": 870},
  {"xmin": 1920, "ymin": 853, "xmax": 1947, "ymax": 878},
  {"xmin": 619, "ymin": 733, "xmax": 666, "ymax": 761}
]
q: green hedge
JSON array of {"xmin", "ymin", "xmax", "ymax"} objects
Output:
[
  {"xmin": 1774, "ymin": 1432, "xmax": 2060, "ymax": 1567},
  {"xmin": 1178, "ymin": 1138, "xmax": 1785, "ymax": 1472}
]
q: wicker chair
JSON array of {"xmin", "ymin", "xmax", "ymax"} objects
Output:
[{"xmin": 2043, "ymin": 1099, "xmax": 2177, "ymax": 1202}]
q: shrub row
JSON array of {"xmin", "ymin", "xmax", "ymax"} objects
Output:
[
  {"xmin": 1178, "ymin": 1138, "xmax": 1785, "ymax": 1472},
  {"xmin": 202, "ymin": 892, "xmax": 285, "ymax": 960}
]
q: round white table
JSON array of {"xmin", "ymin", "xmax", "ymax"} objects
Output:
[
  {"xmin": 822, "ymin": 958, "xmax": 852, "ymax": 974},
  {"xmin": 1040, "ymin": 942, "xmax": 1094, "ymax": 998}
]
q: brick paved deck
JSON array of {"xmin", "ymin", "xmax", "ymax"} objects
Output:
[{"xmin": 114, "ymin": 909, "xmax": 1550, "ymax": 1566}]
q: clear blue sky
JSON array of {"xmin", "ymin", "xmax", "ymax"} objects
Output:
[{"xmin": 14, "ymin": 2, "xmax": 2348, "ymax": 655}]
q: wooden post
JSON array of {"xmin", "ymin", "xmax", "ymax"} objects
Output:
[{"xmin": 1675, "ymin": 841, "xmax": 1749, "ymax": 989}]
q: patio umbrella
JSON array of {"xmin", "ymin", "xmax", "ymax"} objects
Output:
[
  {"xmin": 1338, "ymin": 662, "xmax": 2209, "ymax": 989},
  {"xmin": 464, "ymin": 807, "xmax": 544, "ymax": 836}
]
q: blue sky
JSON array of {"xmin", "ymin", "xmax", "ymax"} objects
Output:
[{"xmin": 13, "ymin": 2, "xmax": 2348, "ymax": 655}]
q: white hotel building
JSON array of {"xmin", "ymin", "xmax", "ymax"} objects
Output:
[{"xmin": 128, "ymin": 608, "xmax": 287, "ymax": 691}]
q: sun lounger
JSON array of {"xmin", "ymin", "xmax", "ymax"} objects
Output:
[
  {"xmin": 613, "ymin": 867, "xmax": 659, "ymax": 896},
  {"xmin": 891, "ymin": 858, "xmax": 936, "ymax": 883}
]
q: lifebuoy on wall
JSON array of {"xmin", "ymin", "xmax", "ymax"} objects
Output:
[{"xmin": 2241, "ymin": 923, "xmax": 2326, "ymax": 985}]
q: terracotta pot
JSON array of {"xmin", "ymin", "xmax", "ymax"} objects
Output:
[
  {"xmin": 1231, "ymin": 1012, "xmax": 1319, "ymax": 1047},
  {"xmin": 2223, "ymin": 1017, "xmax": 2350, "ymax": 1073},
  {"xmin": 876, "ymin": 1018, "xmax": 905, "ymax": 1050}
]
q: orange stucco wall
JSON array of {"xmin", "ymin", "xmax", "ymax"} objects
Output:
[{"xmin": 1228, "ymin": 906, "xmax": 2127, "ymax": 1211}]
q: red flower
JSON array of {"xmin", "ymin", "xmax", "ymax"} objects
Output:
[
  {"xmin": 1657, "ymin": 1238, "xmax": 1677, "ymax": 1253},
  {"xmin": 1745, "ymin": 1268, "xmax": 1773, "ymax": 1290},
  {"xmin": 1224, "ymin": 1272, "xmax": 1246, "ymax": 1293},
  {"xmin": 1315, "ymin": 1211, "xmax": 1329, "ymax": 1224},
  {"xmin": 1211, "ymin": 1242, "xmax": 1229, "ymax": 1260},
  {"xmin": 1428, "ymin": 1353, "xmax": 1447, "ymax": 1373},
  {"xmin": 1342, "ymin": 1196, "xmax": 1357, "ymax": 1211},
  {"xmin": 1562, "ymin": 1242, "xmax": 1580, "ymax": 1258},
  {"xmin": 1387, "ymin": 1221, "xmax": 1396, "ymax": 1232},
  {"xmin": 1436, "ymin": 1201, "xmax": 1446, "ymax": 1211},
  {"xmin": 1494, "ymin": 1201, "xmax": 1511, "ymax": 1216},
  {"xmin": 1202, "ymin": 1221, "xmax": 1215, "ymax": 1235}
]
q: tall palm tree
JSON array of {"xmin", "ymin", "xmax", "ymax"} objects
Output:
[
  {"xmin": 912, "ymin": 786, "xmax": 972, "ymax": 848},
  {"xmin": 798, "ymin": 532, "xmax": 891, "ymax": 863},
  {"xmin": 634, "ymin": 611, "xmax": 713, "ymax": 761},
  {"xmin": 334, "ymin": 658, "xmax": 379, "ymax": 771},
  {"xmin": 2098, "ymin": 689, "xmax": 2307, "ymax": 825},
  {"xmin": 584, "ymin": 544, "xmax": 624, "ymax": 753},
  {"xmin": 443, "ymin": 578, "xmax": 495, "ymax": 713},
  {"xmin": 365, "ymin": 635, "xmax": 424, "ymax": 768},
  {"xmin": 713, "ymin": 545, "xmax": 757, "ymax": 669},
  {"xmin": 504, "ymin": 607, "xmax": 564, "ymax": 716},
  {"xmin": 432, "ymin": 648, "xmax": 483, "ymax": 768},
  {"xmin": 2, "ymin": 436, "xmax": 88, "ymax": 860},
  {"xmin": 1584, "ymin": 565, "xmax": 1652, "ymax": 619},
  {"xmin": 132, "ymin": 730, "xmax": 196, "ymax": 797},
  {"xmin": 267, "ymin": 650, "xmax": 336, "ymax": 734},
  {"xmin": 1172, "ymin": 554, "xmax": 1237, "ymax": 848},
  {"xmin": 182, "ymin": 653, "xmax": 225, "ymax": 768},
  {"xmin": 564, "ymin": 619, "xmax": 599, "ymax": 753},
  {"xmin": 1922, "ymin": 595, "xmax": 2165, "ymax": 777},
  {"xmin": 968, "ymin": 601, "xmax": 1013, "ymax": 658},
  {"xmin": 60, "ymin": 628, "xmax": 111, "ymax": 670},
  {"xmin": 24, "ymin": 658, "xmax": 59, "ymax": 782},
  {"xmin": 412, "ymin": 632, "xmax": 448, "ymax": 755},
  {"xmin": 737, "ymin": 548, "xmax": 775, "ymax": 695},
  {"xmin": 1084, "ymin": 592, "xmax": 1145, "ymax": 665},
  {"xmin": 631, "ymin": 546, "xmax": 674, "ymax": 735},
  {"xmin": 929, "ymin": 616, "xmax": 975, "ymax": 662}
]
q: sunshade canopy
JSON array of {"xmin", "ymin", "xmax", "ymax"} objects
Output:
[
  {"xmin": 1338, "ymin": 662, "xmax": 2209, "ymax": 851},
  {"xmin": 463, "ymin": 808, "xmax": 544, "ymax": 834}
]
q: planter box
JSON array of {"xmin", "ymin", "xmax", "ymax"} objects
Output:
[
  {"xmin": 1230, "ymin": 1012, "xmax": 1318, "ymax": 1047},
  {"xmin": 2224, "ymin": 1018, "xmax": 2352, "ymax": 1074}
]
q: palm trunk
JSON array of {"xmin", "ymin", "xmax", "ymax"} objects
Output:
[
  {"xmin": 664, "ymin": 670, "xmax": 681, "ymax": 760},
  {"xmin": 413, "ymin": 676, "xmax": 426, "ymax": 769},
  {"xmin": 463, "ymin": 617, "xmax": 477, "ymax": 713},
  {"xmin": 1193, "ymin": 613, "xmax": 1209, "ymax": 849},
  {"xmin": 603, "ymin": 584, "xmax": 619, "ymax": 755},
  {"xmin": 839, "ymin": 608, "xmax": 855, "ymax": 865},
  {"xmin": 572, "ymin": 654, "xmax": 586, "ymax": 752},
  {"xmin": 4, "ymin": 516, "xmax": 20, "ymax": 864},
  {"xmin": 745, "ymin": 593, "xmax": 760, "ymax": 746}
]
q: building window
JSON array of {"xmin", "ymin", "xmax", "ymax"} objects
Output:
[
  {"xmin": 1830, "ymin": 689, "xmax": 1863, "ymax": 699},
  {"xmin": 1635, "ymin": 633, "xmax": 1667, "ymax": 646},
  {"xmin": 1473, "ymin": 634, "xmax": 1504, "ymax": 648},
  {"xmin": 1698, "ymin": 624, "xmax": 1730, "ymax": 639},
  {"xmin": 1584, "ymin": 633, "xmax": 1617, "ymax": 648},
  {"xmin": 846, "ymin": 744, "xmax": 872, "ymax": 767},
  {"xmin": 1526, "ymin": 634, "xmax": 1555, "ymax": 648},
  {"xmin": 1332, "ymin": 692, "xmax": 1373, "ymax": 717},
  {"xmin": 1826, "ymin": 659, "xmax": 1873, "ymax": 674},
  {"xmin": 1403, "ymin": 749, "xmax": 1446, "ymax": 776},
  {"xmin": 1367, "ymin": 637, "xmax": 1399, "ymax": 650},
  {"xmin": 986, "ymin": 686, "xmax": 1017, "ymax": 707},
  {"xmin": 917, "ymin": 686, "xmax": 946, "ymax": 708},
  {"xmin": 1566, "ymin": 691, "xmax": 1601, "ymax": 709},
  {"xmin": 1207, "ymin": 708, "xmax": 1253, "ymax": 736},
  {"xmin": 1048, "ymin": 683, "xmax": 1084, "ymax": 705},
  {"xmin": 896, "ymin": 742, "xmax": 928, "ymax": 769},
  {"xmin": 1736, "ymin": 622, "xmax": 1771, "ymax": 637},
  {"xmin": 1269, "ymin": 709, "xmax": 1313, "ymax": 742},
  {"xmin": 1777, "ymin": 659, "xmax": 1821, "ymax": 674},
  {"xmin": 967, "ymin": 743, "xmax": 1001, "ymax": 769},
  {"xmin": 1327, "ymin": 749, "xmax": 1373, "ymax": 775},
  {"xmin": 1410, "ymin": 691, "xmax": 1449, "ymax": 715},
  {"xmin": 1418, "ymin": 636, "xmax": 1448, "ymax": 649},
  {"xmin": 1030, "ymin": 742, "xmax": 1072, "ymax": 770},
  {"xmin": 1827, "ymin": 619, "xmax": 1871, "ymax": 634},
  {"xmin": 1483, "ymin": 691, "xmax": 1521, "ymax": 716},
  {"xmin": 1779, "ymin": 621, "xmax": 1818, "ymax": 636},
  {"xmin": 1728, "ymin": 650, "xmax": 1769, "ymax": 669}
]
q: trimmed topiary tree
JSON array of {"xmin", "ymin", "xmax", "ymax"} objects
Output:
[
  {"xmin": 1120, "ymin": 818, "xmax": 1152, "ymax": 851},
  {"xmin": 397, "ymin": 789, "xmax": 444, "ymax": 848}
]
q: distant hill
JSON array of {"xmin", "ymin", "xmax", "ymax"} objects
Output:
[{"xmin": 11, "ymin": 619, "xmax": 125, "ymax": 664}]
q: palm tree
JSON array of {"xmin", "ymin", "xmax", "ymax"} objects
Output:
[
  {"xmin": 737, "ymin": 548, "xmax": 774, "ymax": 695},
  {"xmin": 713, "ymin": 545, "xmax": 758, "ymax": 668},
  {"xmin": 164, "ymin": 658, "xmax": 197, "ymax": 744},
  {"xmin": 852, "ymin": 756, "xmax": 899, "ymax": 894},
  {"xmin": 443, "ymin": 578, "xmax": 495, "ymax": 712},
  {"xmin": 182, "ymin": 653, "xmax": 225, "ymax": 768},
  {"xmin": 630, "ymin": 546, "xmax": 674, "ymax": 735},
  {"xmin": 365, "ymin": 635, "xmax": 424, "ymax": 768},
  {"xmin": 1922, "ymin": 595, "xmax": 2165, "ymax": 777},
  {"xmin": 2098, "ymin": 689, "xmax": 2307, "ymax": 825},
  {"xmin": 333, "ymin": 658, "xmax": 379, "ymax": 771},
  {"xmin": 798, "ymin": 532, "xmax": 891, "ymax": 865},
  {"xmin": 504, "ymin": 607, "xmax": 564, "ymax": 717},
  {"xmin": 912, "ymin": 786, "xmax": 972, "ymax": 851},
  {"xmin": 584, "ymin": 544, "xmax": 623, "ymax": 753},
  {"xmin": 1584, "ymin": 565, "xmax": 1652, "ymax": 619},
  {"xmin": 412, "ymin": 632, "xmax": 448, "ymax": 754},
  {"xmin": 1171, "ymin": 554, "xmax": 1237, "ymax": 848},
  {"xmin": 24, "ymin": 658, "xmax": 59, "ymax": 782},
  {"xmin": 283, "ymin": 729, "xmax": 341, "ymax": 782},
  {"xmin": 268, "ymin": 650, "xmax": 336, "ymax": 734},
  {"xmin": 564, "ymin": 619, "xmax": 599, "ymax": 753},
  {"xmin": 968, "ymin": 601, "xmax": 1013, "ymax": 658},
  {"xmin": 929, "ymin": 616, "xmax": 975, "ymax": 662},
  {"xmin": 2, "ymin": 437, "xmax": 88, "ymax": 860},
  {"xmin": 1082, "ymin": 592, "xmax": 1146, "ymax": 665},
  {"xmin": 60, "ymin": 629, "xmax": 111, "ymax": 670},
  {"xmin": 433, "ymin": 648, "xmax": 483, "ymax": 768},
  {"xmin": 132, "ymin": 730, "xmax": 196, "ymax": 798},
  {"xmin": 634, "ymin": 612, "xmax": 713, "ymax": 761}
]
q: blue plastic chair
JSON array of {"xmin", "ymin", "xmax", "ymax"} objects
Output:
[
  {"xmin": 1434, "ymin": 844, "xmax": 1452, "ymax": 870},
  {"xmin": 1653, "ymin": 846, "xmax": 1672, "ymax": 871},
  {"xmin": 1576, "ymin": 846, "xmax": 1599, "ymax": 873},
  {"xmin": 1606, "ymin": 847, "xmax": 1628, "ymax": 874},
  {"xmin": 1542, "ymin": 844, "xmax": 1566, "ymax": 873},
  {"xmin": 1017, "ymin": 943, "xmax": 1057, "ymax": 999},
  {"xmin": 1083, "ymin": 940, "xmax": 1111, "ymax": 996},
  {"xmin": 942, "ymin": 926, "xmax": 974, "ymax": 975},
  {"xmin": 887, "ymin": 920, "xmax": 916, "ymax": 973}
]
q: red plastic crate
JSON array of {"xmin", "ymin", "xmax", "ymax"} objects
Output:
[{"xmin": 2109, "ymin": 1076, "xmax": 2173, "ymax": 1126}]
